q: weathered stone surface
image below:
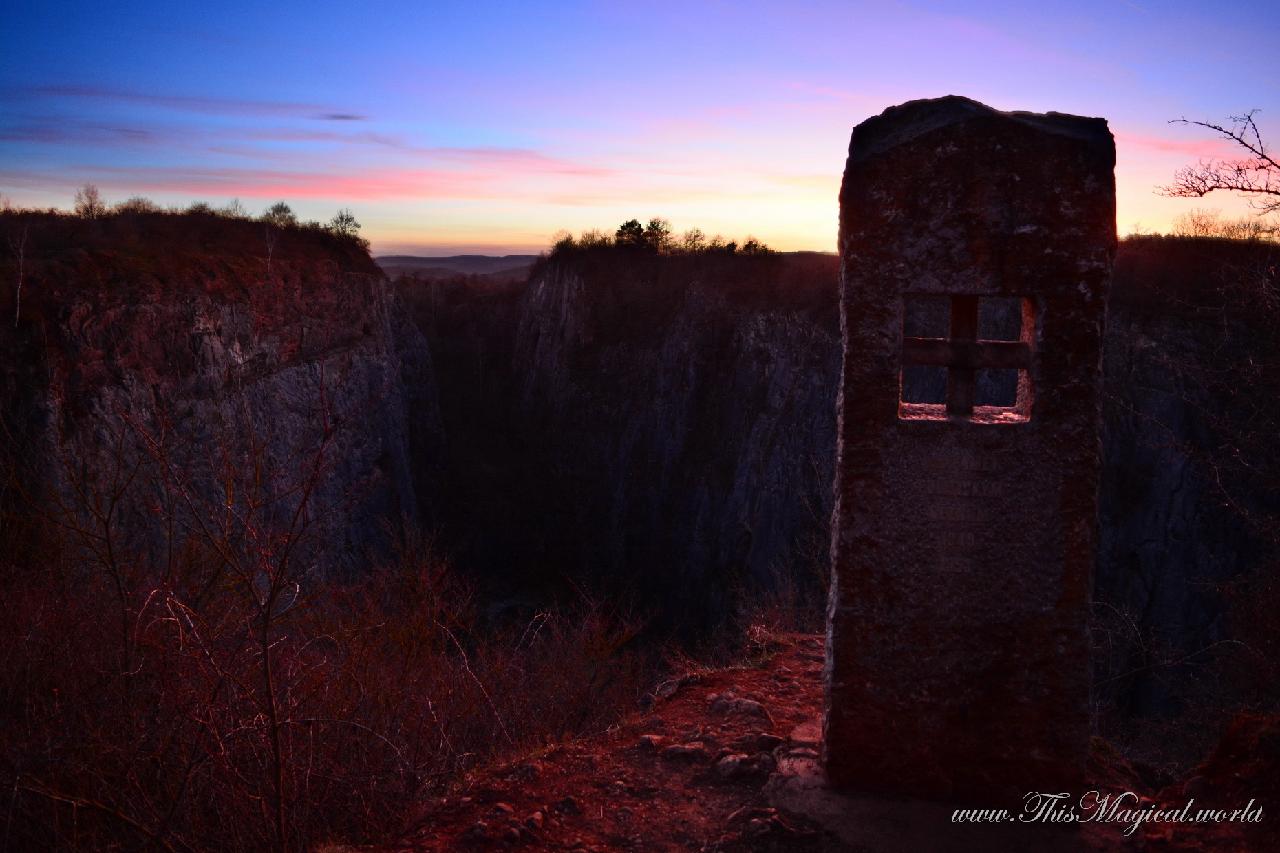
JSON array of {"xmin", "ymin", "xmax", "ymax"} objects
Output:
[
  {"xmin": 824, "ymin": 96, "xmax": 1115, "ymax": 798},
  {"xmin": 500, "ymin": 253, "xmax": 841, "ymax": 622},
  {"xmin": 2, "ymin": 247, "xmax": 441, "ymax": 577}
]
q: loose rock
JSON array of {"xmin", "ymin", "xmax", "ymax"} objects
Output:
[
  {"xmin": 659, "ymin": 741, "xmax": 708, "ymax": 762},
  {"xmin": 708, "ymin": 692, "xmax": 774, "ymax": 723},
  {"xmin": 637, "ymin": 734, "xmax": 665, "ymax": 752}
]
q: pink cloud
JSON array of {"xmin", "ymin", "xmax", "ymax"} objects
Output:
[
  {"xmin": 32, "ymin": 148, "xmax": 612, "ymax": 200},
  {"xmin": 67, "ymin": 165, "xmax": 490, "ymax": 200},
  {"xmin": 1114, "ymin": 131, "xmax": 1236, "ymax": 158},
  {"xmin": 1, "ymin": 136, "xmax": 617, "ymax": 200}
]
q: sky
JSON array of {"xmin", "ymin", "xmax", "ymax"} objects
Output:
[{"xmin": 2, "ymin": 1, "xmax": 1278, "ymax": 255}]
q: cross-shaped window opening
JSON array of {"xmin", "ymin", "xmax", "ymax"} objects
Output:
[{"xmin": 899, "ymin": 295, "xmax": 1034, "ymax": 423}]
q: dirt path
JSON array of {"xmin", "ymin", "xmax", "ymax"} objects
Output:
[
  {"xmin": 400, "ymin": 633, "xmax": 830, "ymax": 851},
  {"xmin": 397, "ymin": 632, "xmax": 1272, "ymax": 852}
]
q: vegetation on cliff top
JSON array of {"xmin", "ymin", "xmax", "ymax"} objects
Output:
[
  {"xmin": 545, "ymin": 217, "xmax": 774, "ymax": 259},
  {"xmin": 0, "ymin": 200, "xmax": 379, "ymax": 329}
]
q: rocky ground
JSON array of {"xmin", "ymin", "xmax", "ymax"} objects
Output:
[
  {"xmin": 397, "ymin": 633, "xmax": 831, "ymax": 851},
  {"xmin": 389, "ymin": 632, "xmax": 1275, "ymax": 853}
]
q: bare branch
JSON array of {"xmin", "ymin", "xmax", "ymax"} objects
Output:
[{"xmin": 1161, "ymin": 110, "xmax": 1280, "ymax": 215}]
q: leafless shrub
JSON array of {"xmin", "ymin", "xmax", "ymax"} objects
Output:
[
  {"xmin": 0, "ymin": 396, "xmax": 650, "ymax": 851},
  {"xmin": 1172, "ymin": 208, "xmax": 1277, "ymax": 241},
  {"xmin": 73, "ymin": 184, "xmax": 106, "ymax": 219}
]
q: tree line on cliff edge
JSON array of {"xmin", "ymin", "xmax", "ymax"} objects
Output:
[
  {"xmin": 549, "ymin": 217, "xmax": 773, "ymax": 257},
  {"xmin": 60, "ymin": 184, "xmax": 369, "ymax": 248},
  {"xmin": 5, "ymin": 186, "xmax": 373, "ymax": 267}
]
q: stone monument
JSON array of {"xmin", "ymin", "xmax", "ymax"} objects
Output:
[{"xmin": 823, "ymin": 96, "xmax": 1115, "ymax": 799}]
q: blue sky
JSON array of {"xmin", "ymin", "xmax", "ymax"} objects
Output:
[{"xmin": 3, "ymin": 1, "xmax": 1278, "ymax": 253}]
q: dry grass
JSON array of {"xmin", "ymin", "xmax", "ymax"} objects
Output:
[{"xmin": 0, "ymin": 413, "xmax": 650, "ymax": 852}]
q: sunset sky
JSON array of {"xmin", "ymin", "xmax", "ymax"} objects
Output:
[{"xmin": 3, "ymin": 1, "xmax": 1278, "ymax": 255}]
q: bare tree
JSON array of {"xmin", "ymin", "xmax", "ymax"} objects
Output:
[
  {"xmin": 328, "ymin": 208, "xmax": 360, "ymax": 238},
  {"xmin": 680, "ymin": 228, "xmax": 706, "ymax": 252},
  {"xmin": 261, "ymin": 203, "xmax": 296, "ymax": 277},
  {"xmin": 74, "ymin": 184, "xmax": 106, "ymax": 218},
  {"xmin": 114, "ymin": 196, "xmax": 159, "ymax": 214},
  {"xmin": 7, "ymin": 223, "xmax": 26, "ymax": 326},
  {"xmin": 1162, "ymin": 111, "xmax": 1280, "ymax": 215},
  {"xmin": 262, "ymin": 202, "xmax": 297, "ymax": 227},
  {"xmin": 1173, "ymin": 208, "xmax": 1276, "ymax": 240},
  {"xmin": 264, "ymin": 223, "xmax": 279, "ymax": 278}
]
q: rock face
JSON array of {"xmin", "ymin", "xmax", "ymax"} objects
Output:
[
  {"xmin": 1, "ymin": 209, "xmax": 1269, "ymax": 768},
  {"xmin": 408, "ymin": 235, "xmax": 1273, "ymax": 711},
  {"xmin": 408, "ymin": 252, "xmax": 840, "ymax": 625},
  {"xmin": 511, "ymin": 254, "xmax": 840, "ymax": 624},
  {"xmin": 1096, "ymin": 237, "xmax": 1280, "ymax": 728},
  {"xmin": 1, "ymin": 217, "xmax": 441, "ymax": 577},
  {"xmin": 825, "ymin": 96, "xmax": 1116, "ymax": 798}
]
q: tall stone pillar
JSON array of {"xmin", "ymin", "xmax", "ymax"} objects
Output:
[{"xmin": 824, "ymin": 96, "xmax": 1115, "ymax": 799}]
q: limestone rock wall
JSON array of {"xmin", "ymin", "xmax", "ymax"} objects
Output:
[
  {"xmin": 1097, "ymin": 237, "xmax": 1279, "ymax": 722},
  {"xmin": 2, "ymin": 231, "xmax": 442, "ymax": 577},
  {"xmin": 410, "ymin": 237, "xmax": 1275, "ymax": 724},
  {"xmin": 409, "ymin": 252, "xmax": 841, "ymax": 626}
]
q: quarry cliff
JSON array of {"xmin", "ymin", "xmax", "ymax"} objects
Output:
[
  {"xmin": 1, "ymin": 212, "xmax": 442, "ymax": 575},
  {"xmin": 2, "ymin": 212, "xmax": 1278, "ymax": 850},
  {"xmin": 409, "ymin": 237, "xmax": 1278, "ymax": 735},
  {"xmin": 2, "ymin": 213, "xmax": 1275, "ymax": 763},
  {"xmin": 408, "ymin": 250, "xmax": 841, "ymax": 628}
]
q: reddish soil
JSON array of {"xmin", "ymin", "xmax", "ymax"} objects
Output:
[
  {"xmin": 400, "ymin": 633, "xmax": 830, "ymax": 851},
  {"xmin": 397, "ymin": 633, "xmax": 1274, "ymax": 852}
]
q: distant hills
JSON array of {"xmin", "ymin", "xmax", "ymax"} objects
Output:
[
  {"xmin": 376, "ymin": 251, "xmax": 839, "ymax": 283},
  {"xmin": 376, "ymin": 254, "xmax": 538, "ymax": 281}
]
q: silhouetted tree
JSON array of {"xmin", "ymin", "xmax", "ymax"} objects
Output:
[
  {"xmin": 261, "ymin": 204, "xmax": 297, "ymax": 276},
  {"xmin": 262, "ymin": 202, "xmax": 298, "ymax": 227},
  {"xmin": 615, "ymin": 219, "xmax": 645, "ymax": 248},
  {"xmin": 643, "ymin": 218, "xmax": 672, "ymax": 252},
  {"xmin": 679, "ymin": 228, "xmax": 706, "ymax": 252},
  {"xmin": 114, "ymin": 196, "xmax": 158, "ymax": 214},
  {"xmin": 329, "ymin": 208, "xmax": 360, "ymax": 238},
  {"xmin": 1173, "ymin": 208, "xmax": 1276, "ymax": 240},
  {"xmin": 74, "ymin": 184, "xmax": 106, "ymax": 219},
  {"xmin": 1163, "ymin": 111, "xmax": 1280, "ymax": 216},
  {"xmin": 550, "ymin": 229, "xmax": 576, "ymax": 252}
]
